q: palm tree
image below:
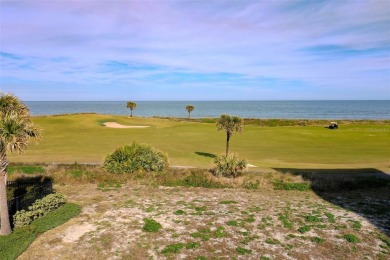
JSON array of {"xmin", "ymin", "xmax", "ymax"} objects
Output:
[
  {"xmin": 0, "ymin": 93, "xmax": 41, "ymax": 235},
  {"xmin": 186, "ymin": 105, "xmax": 194, "ymax": 119},
  {"xmin": 216, "ymin": 114, "xmax": 243, "ymax": 156},
  {"xmin": 126, "ymin": 101, "xmax": 137, "ymax": 117}
]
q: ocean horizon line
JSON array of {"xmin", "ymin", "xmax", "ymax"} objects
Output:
[{"xmin": 23, "ymin": 99, "xmax": 390, "ymax": 102}]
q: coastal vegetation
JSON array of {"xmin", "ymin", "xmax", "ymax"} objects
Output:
[
  {"xmin": 186, "ymin": 105, "xmax": 195, "ymax": 118},
  {"xmin": 103, "ymin": 142, "xmax": 168, "ymax": 173},
  {"xmin": 0, "ymin": 94, "xmax": 41, "ymax": 235},
  {"xmin": 216, "ymin": 114, "xmax": 244, "ymax": 156},
  {"xmin": 126, "ymin": 101, "xmax": 137, "ymax": 117}
]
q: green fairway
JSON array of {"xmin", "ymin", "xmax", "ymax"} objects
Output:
[{"xmin": 9, "ymin": 114, "xmax": 390, "ymax": 171}]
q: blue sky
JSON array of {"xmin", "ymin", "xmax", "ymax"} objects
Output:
[{"xmin": 0, "ymin": 0, "xmax": 389, "ymax": 101}]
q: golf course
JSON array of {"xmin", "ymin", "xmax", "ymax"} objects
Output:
[
  {"xmin": 3, "ymin": 112, "xmax": 390, "ymax": 259},
  {"xmin": 9, "ymin": 113, "xmax": 390, "ymax": 172}
]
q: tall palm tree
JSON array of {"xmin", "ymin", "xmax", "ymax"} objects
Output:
[
  {"xmin": 126, "ymin": 101, "xmax": 137, "ymax": 117},
  {"xmin": 0, "ymin": 93, "xmax": 41, "ymax": 235},
  {"xmin": 216, "ymin": 114, "xmax": 243, "ymax": 156},
  {"xmin": 186, "ymin": 105, "xmax": 194, "ymax": 119}
]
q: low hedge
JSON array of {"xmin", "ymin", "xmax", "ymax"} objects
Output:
[{"xmin": 13, "ymin": 193, "xmax": 67, "ymax": 228}]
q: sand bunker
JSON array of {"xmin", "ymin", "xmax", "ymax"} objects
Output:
[{"xmin": 103, "ymin": 122, "xmax": 150, "ymax": 129}]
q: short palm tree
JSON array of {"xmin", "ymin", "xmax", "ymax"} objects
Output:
[
  {"xmin": 126, "ymin": 101, "xmax": 137, "ymax": 117},
  {"xmin": 186, "ymin": 105, "xmax": 194, "ymax": 119},
  {"xmin": 216, "ymin": 114, "xmax": 243, "ymax": 156},
  {"xmin": 0, "ymin": 93, "xmax": 41, "ymax": 235}
]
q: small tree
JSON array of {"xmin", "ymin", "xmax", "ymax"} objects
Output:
[
  {"xmin": 0, "ymin": 93, "xmax": 41, "ymax": 235},
  {"xmin": 216, "ymin": 114, "xmax": 243, "ymax": 156},
  {"xmin": 126, "ymin": 101, "xmax": 137, "ymax": 117},
  {"xmin": 186, "ymin": 105, "xmax": 194, "ymax": 119}
]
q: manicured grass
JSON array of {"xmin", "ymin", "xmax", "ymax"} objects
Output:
[
  {"xmin": 8, "ymin": 114, "xmax": 390, "ymax": 170},
  {"xmin": 0, "ymin": 203, "xmax": 81, "ymax": 260}
]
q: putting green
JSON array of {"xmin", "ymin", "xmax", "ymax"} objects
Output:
[{"xmin": 9, "ymin": 114, "xmax": 390, "ymax": 171}]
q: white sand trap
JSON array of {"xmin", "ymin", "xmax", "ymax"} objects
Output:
[
  {"xmin": 62, "ymin": 223, "xmax": 96, "ymax": 243},
  {"xmin": 103, "ymin": 122, "xmax": 150, "ymax": 128},
  {"xmin": 247, "ymin": 164, "xmax": 257, "ymax": 167}
]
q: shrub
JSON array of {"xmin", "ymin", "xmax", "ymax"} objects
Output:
[
  {"xmin": 13, "ymin": 193, "xmax": 66, "ymax": 228},
  {"xmin": 103, "ymin": 142, "xmax": 168, "ymax": 174},
  {"xmin": 212, "ymin": 154, "xmax": 247, "ymax": 178}
]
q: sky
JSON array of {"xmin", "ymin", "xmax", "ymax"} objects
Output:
[{"xmin": 0, "ymin": 0, "xmax": 389, "ymax": 101}]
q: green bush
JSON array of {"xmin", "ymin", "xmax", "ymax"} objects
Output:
[
  {"xmin": 212, "ymin": 154, "xmax": 247, "ymax": 178},
  {"xmin": 13, "ymin": 193, "xmax": 66, "ymax": 228},
  {"xmin": 103, "ymin": 142, "xmax": 168, "ymax": 174}
]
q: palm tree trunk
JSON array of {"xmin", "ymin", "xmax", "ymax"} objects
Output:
[
  {"xmin": 226, "ymin": 132, "xmax": 230, "ymax": 156},
  {"xmin": 131, "ymin": 110, "xmax": 133, "ymax": 117},
  {"xmin": 0, "ymin": 152, "xmax": 11, "ymax": 235},
  {"xmin": 188, "ymin": 112, "xmax": 190, "ymax": 119}
]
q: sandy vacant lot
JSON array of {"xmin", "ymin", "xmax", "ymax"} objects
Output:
[{"xmin": 19, "ymin": 184, "xmax": 389, "ymax": 259}]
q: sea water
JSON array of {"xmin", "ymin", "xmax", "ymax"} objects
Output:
[{"xmin": 24, "ymin": 100, "xmax": 390, "ymax": 120}]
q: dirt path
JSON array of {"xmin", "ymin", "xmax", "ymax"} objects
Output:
[{"xmin": 19, "ymin": 184, "xmax": 388, "ymax": 259}]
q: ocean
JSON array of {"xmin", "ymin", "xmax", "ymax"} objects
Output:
[{"xmin": 24, "ymin": 101, "xmax": 390, "ymax": 120}]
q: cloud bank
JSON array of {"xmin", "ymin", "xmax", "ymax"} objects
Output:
[{"xmin": 1, "ymin": 0, "xmax": 389, "ymax": 100}]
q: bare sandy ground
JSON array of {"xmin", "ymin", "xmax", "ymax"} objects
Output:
[
  {"xmin": 18, "ymin": 184, "xmax": 389, "ymax": 260},
  {"xmin": 103, "ymin": 122, "xmax": 150, "ymax": 128}
]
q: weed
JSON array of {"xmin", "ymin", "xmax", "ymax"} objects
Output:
[
  {"xmin": 241, "ymin": 235, "xmax": 259, "ymax": 245},
  {"xmin": 215, "ymin": 226, "xmax": 228, "ymax": 238},
  {"xmin": 161, "ymin": 243, "xmax": 185, "ymax": 254},
  {"xmin": 248, "ymin": 206, "xmax": 261, "ymax": 213},
  {"xmin": 144, "ymin": 206, "xmax": 154, "ymax": 213},
  {"xmin": 298, "ymin": 226, "xmax": 311, "ymax": 234},
  {"xmin": 310, "ymin": 237, "xmax": 325, "ymax": 243},
  {"xmin": 349, "ymin": 220, "xmax": 362, "ymax": 230},
  {"xmin": 244, "ymin": 215, "xmax": 255, "ymax": 223},
  {"xmin": 325, "ymin": 212, "xmax": 336, "ymax": 223},
  {"xmin": 260, "ymin": 256, "xmax": 271, "ymax": 260},
  {"xmin": 304, "ymin": 215, "xmax": 322, "ymax": 222},
  {"xmin": 227, "ymin": 220, "xmax": 239, "ymax": 227},
  {"xmin": 236, "ymin": 246, "xmax": 252, "ymax": 255},
  {"xmin": 97, "ymin": 180, "xmax": 122, "ymax": 191},
  {"xmin": 185, "ymin": 242, "xmax": 200, "ymax": 249},
  {"xmin": 286, "ymin": 234, "xmax": 297, "ymax": 240},
  {"xmin": 344, "ymin": 234, "xmax": 360, "ymax": 243},
  {"xmin": 142, "ymin": 218, "xmax": 162, "ymax": 232},
  {"xmin": 334, "ymin": 224, "xmax": 348, "ymax": 230},
  {"xmin": 265, "ymin": 238, "xmax": 280, "ymax": 244},
  {"xmin": 278, "ymin": 214, "xmax": 293, "ymax": 228},
  {"xmin": 195, "ymin": 256, "xmax": 207, "ymax": 260},
  {"xmin": 219, "ymin": 200, "xmax": 238, "ymax": 204},
  {"xmin": 244, "ymin": 180, "xmax": 260, "ymax": 190},
  {"xmin": 173, "ymin": 209, "xmax": 186, "ymax": 215},
  {"xmin": 191, "ymin": 228, "xmax": 211, "ymax": 241}
]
